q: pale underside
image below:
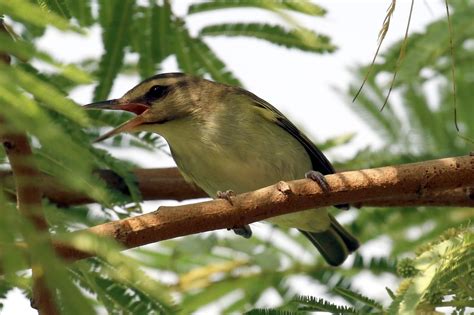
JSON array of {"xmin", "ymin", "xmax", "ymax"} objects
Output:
[{"xmin": 141, "ymin": 99, "xmax": 331, "ymax": 232}]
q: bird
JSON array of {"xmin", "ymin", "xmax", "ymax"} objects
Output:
[{"xmin": 84, "ymin": 72, "xmax": 359, "ymax": 266}]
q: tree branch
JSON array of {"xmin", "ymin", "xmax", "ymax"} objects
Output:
[
  {"xmin": 0, "ymin": 19, "xmax": 59, "ymax": 315},
  {"xmin": 0, "ymin": 167, "xmax": 206, "ymax": 204},
  {"xmin": 1, "ymin": 134, "xmax": 58, "ymax": 315},
  {"xmin": 51, "ymin": 155, "xmax": 473, "ymax": 261},
  {"xmin": 1, "ymin": 166, "xmax": 472, "ymax": 207}
]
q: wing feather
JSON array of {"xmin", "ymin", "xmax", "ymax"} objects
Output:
[{"xmin": 239, "ymin": 88, "xmax": 336, "ymax": 175}]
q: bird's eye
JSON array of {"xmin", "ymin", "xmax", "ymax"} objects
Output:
[{"xmin": 146, "ymin": 85, "xmax": 169, "ymax": 100}]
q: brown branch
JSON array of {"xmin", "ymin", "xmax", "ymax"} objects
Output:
[
  {"xmin": 1, "ymin": 130, "xmax": 59, "ymax": 315},
  {"xmin": 0, "ymin": 167, "xmax": 206, "ymax": 204},
  {"xmin": 0, "ymin": 20, "xmax": 58, "ymax": 315},
  {"xmin": 51, "ymin": 155, "xmax": 473, "ymax": 261},
  {"xmin": 1, "ymin": 166, "xmax": 472, "ymax": 207},
  {"xmin": 359, "ymin": 186, "xmax": 473, "ymax": 207}
]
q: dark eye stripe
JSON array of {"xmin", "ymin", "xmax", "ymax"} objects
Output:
[{"xmin": 144, "ymin": 85, "xmax": 169, "ymax": 101}]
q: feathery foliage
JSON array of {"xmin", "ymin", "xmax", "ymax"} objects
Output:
[
  {"xmin": 0, "ymin": 0, "xmax": 339, "ymax": 312},
  {"xmin": 200, "ymin": 23, "xmax": 335, "ymax": 53},
  {"xmin": 0, "ymin": 0, "xmax": 472, "ymax": 313},
  {"xmin": 187, "ymin": 0, "xmax": 326, "ymax": 16}
]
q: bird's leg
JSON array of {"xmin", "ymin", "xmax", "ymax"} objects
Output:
[
  {"xmin": 231, "ymin": 225, "xmax": 252, "ymax": 239},
  {"xmin": 305, "ymin": 170, "xmax": 350, "ymax": 210},
  {"xmin": 217, "ymin": 190, "xmax": 253, "ymax": 239},
  {"xmin": 217, "ymin": 190, "xmax": 235, "ymax": 205},
  {"xmin": 305, "ymin": 170, "xmax": 330, "ymax": 193}
]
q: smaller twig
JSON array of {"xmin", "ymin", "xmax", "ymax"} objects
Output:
[
  {"xmin": 444, "ymin": 1, "xmax": 473, "ymax": 144},
  {"xmin": 380, "ymin": 0, "xmax": 414, "ymax": 112},
  {"xmin": 444, "ymin": 0, "xmax": 459, "ymax": 132},
  {"xmin": 353, "ymin": 0, "xmax": 396, "ymax": 103}
]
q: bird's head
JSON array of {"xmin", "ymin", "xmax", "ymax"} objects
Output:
[{"xmin": 84, "ymin": 73, "xmax": 217, "ymax": 142}]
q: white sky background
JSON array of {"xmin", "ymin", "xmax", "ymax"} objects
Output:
[{"xmin": 3, "ymin": 1, "xmax": 448, "ymax": 314}]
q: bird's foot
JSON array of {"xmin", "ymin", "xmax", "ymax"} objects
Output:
[
  {"xmin": 305, "ymin": 170, "xmax": 330, "ymax": 193},
  {"xmin": 217, "ymin": 189, "xmax": 235, "ymax": 205},
  {"xmin": 217, "ymin": 190, "xmax": 252, "ymax": 239},
  {"xmin": 305, "ymin": 170, "xmax": 350, "ymax": 210},
  {"xmin": 228, "ymin": 225, "xmax": 252, "ymax": 239}
]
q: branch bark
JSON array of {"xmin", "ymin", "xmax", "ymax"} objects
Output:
[
  {"xmin": 0, "ymin": 19, "xmax": 59, "ymax": 315},
  {"xmin": 1, "ymin": 166, "xmax": 472, "ymax": 207},
  {"xmin": 1, "ymin": 133, "xmax": 58, "ymax": 315},
  {"xmin": 51, "ymin": 155, "xmax": 473, "ymax": 261}
]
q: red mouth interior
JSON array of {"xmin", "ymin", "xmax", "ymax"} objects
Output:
[{"xmin": 117, "ymin": 103, "xmax": 149, "ymax": 115}]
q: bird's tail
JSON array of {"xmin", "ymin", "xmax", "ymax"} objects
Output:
[{"xmin": 299, "ymin": 214, "xmax": 359, "ymax": 266}]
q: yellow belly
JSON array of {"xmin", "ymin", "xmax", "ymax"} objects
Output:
[{"xmin": 168, "ymin": 132, "xmax": 330, "ymax": 232}]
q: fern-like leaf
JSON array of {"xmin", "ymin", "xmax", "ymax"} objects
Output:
[
  {"xmin": 0, "ymin": 0, "xmax": 72, "ymax": 30},
  {"xmin": 245, "ymin": 309, "xmax": 298, "ymax": 315},
  {"xmin": 189, "ymin": 37, "xmax": 241, "ymax": 86},
  {"xmin": 65, "ymin": 0, "xmax": 93, "ymax": 26},
  {"xmin": 392, "ymin": 228, "xmax": 473, "ymax": 313},
  {"xmin": 9, "ymin": 66, "xmax": 89, "ymax": 126},
  {"xmin": 133, "ymin": 6, "xmax": 155, "ymax": 78},
  {"xmin": 151, "ymin": 0, "xmax": 173, "ymax": 64},
  {"xmin": 188, "ymin": 0, "xmax": 326, "ymax": 17},
  {"xmin": 333, "ymin": 287, "xmax": 384, "ymax": 311},
  {"xmin": 173, "ymin": 18, "xmax": 204, "ymax": 75},
  {"xmin": 200, "ymin": 23, "xmax": 335, "ymax": 53},
  {"xmin": 37, "ymin": 0, "xmax": 71, "ymax": 19},
  {"xmin": 294, "ymin": 295, "xmax": 358, "ymax": 313},
  {"xmin": 93, "ymin": 0, "xmax": 135, "ymax": 101}
]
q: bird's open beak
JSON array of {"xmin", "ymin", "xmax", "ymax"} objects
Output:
[
  {"xmin": 83, "ymin": 99, "xmax": 149, "ymax": 115},
  {"xmin": 83, "ymin": 99, "xmax": 149, "ymax": 142}
]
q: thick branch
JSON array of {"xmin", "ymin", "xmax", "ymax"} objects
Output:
[
  {"xmin": 0, "ymin": 167, "xmax": 206, "ymax": 204},
  {"xmin": 1, "ymin": 166, "xmax": 472, "ymax": 207},
  {"xmin": 1, "ymin": 134, "xmax": 58, "ymax": 315},
  {"xmin": 53, "ymin": 155, "xmax": 473, "ymax": 261},
  {"xmin": 0, "ymin": 20, "xmax": 58, "ymax": 315}
]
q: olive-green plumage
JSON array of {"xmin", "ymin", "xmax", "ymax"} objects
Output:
[{"xmin": 84, "ymin": 73, "xmax": 359, "ymax": 266}]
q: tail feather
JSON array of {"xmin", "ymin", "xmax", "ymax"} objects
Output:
[
  {"xmin": 299, "ymin": 214, "xmax": 359, "ymax": 266},
  {"xmin": 328, "ymin": 214, "xmax": 359, "ymax": 252}
]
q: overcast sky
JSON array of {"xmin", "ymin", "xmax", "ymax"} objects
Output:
[{"xmin": 2, "ymin": 1, "xmax": 447, "ymax": 314}]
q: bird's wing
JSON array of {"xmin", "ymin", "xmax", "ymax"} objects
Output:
[{"xmin": 240, "ymin": 89, "xmax": 336, "ymax": 175}]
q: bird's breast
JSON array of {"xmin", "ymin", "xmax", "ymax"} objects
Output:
[
  {"xmin": 165, "ymin": 116, "xmax": 312, "ymax": 197},
  {"xmin": 159, "ymin": 110, "xmax": 330, "ymax": 232}
]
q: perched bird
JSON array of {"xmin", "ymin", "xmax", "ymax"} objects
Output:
[{"xmin": 84, "ymin": 73, "xmax": 359, "ymax": 266}]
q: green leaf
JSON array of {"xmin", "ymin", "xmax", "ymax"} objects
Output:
[
  {"xmin": 294, "ymin": 295, "xmax": 358, "ymax": 313},
  {"xmin": 181, "ymin": 274, "xmax": 269, "ymax": 314},
  {"xmin": 151, "ymin": 0, "xmax": 173, "ymax": 63},
  {"xmin": 173, "ymin": 19, "xmax": 202, "ymax": 75},
  {"xmin": 0, "ymin": 0, "xmax": 72, "ymax": 31},
  {"xmin": 134, "ymin": 5, "xmax": 156, "ymax": 78},
  {"xmin": 37, "ymin": 0, "xmax": 71, "ymax": 19},
  {"xmin": 318, "ymin": 133, "xmax": 355, "ymax": 151},
  {"xmin": 7, "ymin": 66, "xmax": 89, "ymax": 126},
  {"xmin": 245, "ymin": 309, "xmax": 298, "ymax": 315},
  {"xmin": 188, "ymin": 37, "xmax": 241, "ymax": 86},
  {"xmin": 397, "ymin": 230, "xmax": 471, "ymax": 313},
  {"xmin": 0, "ymin": 34, "xmax": 91, "ymax": 86},
  {"xmin": 65, "ymin": 0, "xmax": 93, "ymax": 26},
  {"xmin": 78, "ymin": 269, "xmax": 168, "ymax": 315},
  {"xmin": 63, "ymin": 235, "xmax": 176, "ymax": 313},
  {"xmin": 188, "ymin": 0, "xmax": 326, "ymax": 17},
  {"xmin": 93, "ymin": 0, "xmax": 135, "ymax": 101},
  {"xmin": 333, "ymin": 287, "xmax": 384, "ymax": 311},
  {"xmin": 172, "ymin": 20, "xmax": 243, "ymax": 85},
  {"xmin": 200, "ymin": 23, "xmax": 335, "ymax": 53}
]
